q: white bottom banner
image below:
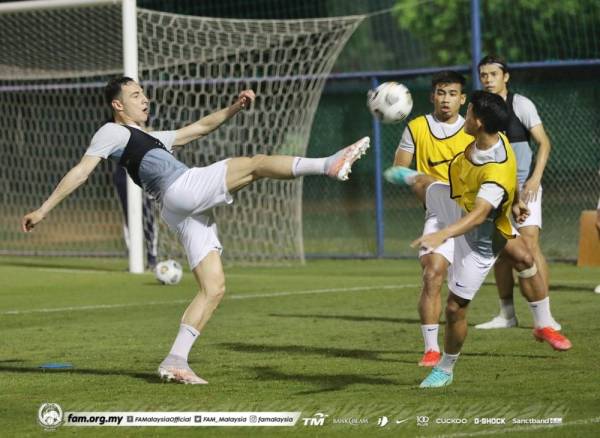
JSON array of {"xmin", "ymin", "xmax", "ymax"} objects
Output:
[{"xmin": 62, "ymin": 411, "xmax": 301, "ymax": 427}]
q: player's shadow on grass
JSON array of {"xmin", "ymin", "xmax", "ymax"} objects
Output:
[
  {"xmin": 0, "ymin": 365, "xmax": 159, "ymax": 382},
  {"xmin": 550, "ymin": 284, "xmax": 595, "ymax": 292},
  {"xmin": 220, "ymin": 342, "xmax": 416, "ymax": 364},
  {"xmin": 269, "ymin": 313, "xmax": 420, "ymax": 325},
  {"xmin": 248, "ymin": 365, "xmax": 399, "ymax": 394}
]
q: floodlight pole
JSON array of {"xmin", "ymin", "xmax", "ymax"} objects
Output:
[
  {"xmin": 122, "ymin": 0, "xmax": 144, "ymax": 274},
  {"xmin": 470, "ymin": 0, "xmax": 482, "ymax": 90},
  {"xmin": 371, "ymin": 77, "xmax": 385, "ymax": 258}
]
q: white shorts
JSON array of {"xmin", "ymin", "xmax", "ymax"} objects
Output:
[
  {"xmin": 161, "ymin": 159, "xmax": 233, "ymax": 270},
  {"xmin": 418, "ymin": 209, "xmax": 454, "ymax": 264},
  {"xmin": 425, "ymin": 182, "xmax": 498, "ymax": 301},
  {"xmin": 516, "ymin": 185, "xmax": 542, "ymax": 229}
]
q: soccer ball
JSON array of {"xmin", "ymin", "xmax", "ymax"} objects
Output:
[
  {"xmin": 367, "ymin": 81, "xmax": 413, "ymax": 123},
  {"xmin": 155, "ymin": 260, "xmax": 183, "ymax": 285}
]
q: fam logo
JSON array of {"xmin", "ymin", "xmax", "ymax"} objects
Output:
[
  {"xmin": 38, "ymin": 403, "xmax": 63, "ymax": 429},
  {"xmin": 302, "ymin": 412, "xmax": 329, "ymax": 426}
]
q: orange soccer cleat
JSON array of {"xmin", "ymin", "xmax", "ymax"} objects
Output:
[
  {"xmin": 418, "ymin": 350, "xmax": 442, "ymax": 367},
  {"xmin": 533, "ymin": 327, "xmax": 572, "ymax": 351}
]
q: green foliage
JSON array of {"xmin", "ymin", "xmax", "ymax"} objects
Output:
[{"xmin": 393, "ymin": 0, "xmax": 599, "ymax": 65}]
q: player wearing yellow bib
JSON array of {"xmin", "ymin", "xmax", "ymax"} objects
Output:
[
  {"xmin": 386, "ymin": 91, "xmax": 572, "ymax": 388},
  {"xmin": 394, "ymin": 71, "xmax": 473, "ymax": 367}
]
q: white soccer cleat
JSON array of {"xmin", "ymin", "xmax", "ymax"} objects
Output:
[
  {"xmin": 158, "ymin": 355, "xmax": 207, "ymax": 385},
  {"xmin": 475, "ymin": 315, "xmax": 518, "ymax": 330},
  {"xmin": 325, "ymin": 136, "xmax": 370, "ymax": 181},
  {"xmin": 594, "ymin": 284, "xmax": 600, "ymax": 294}
]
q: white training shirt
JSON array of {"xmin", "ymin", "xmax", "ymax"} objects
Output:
[
  {"xmin": 510, "ymin": 93, "xmax": 543, "ymax": 186},
  {"xmin": 85, "ymin": 123, "xmax": 187, "ymax": 200},
  {"xmin": 397, "ymin": 114, "xmax": 465, "ymax": 155}
]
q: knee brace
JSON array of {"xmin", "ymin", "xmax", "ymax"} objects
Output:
[{"xmin": 517, "ymin": 263, "xmax": 538, "ymax": 279}]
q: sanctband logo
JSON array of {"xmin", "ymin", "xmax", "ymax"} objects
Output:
[
  {"xmin": 38, "ymin": 403, "xmax": 63, "ymax": 430},
  {"xmin": 302, "ymin": 412, "xmax": 329, "ymax": 426}
]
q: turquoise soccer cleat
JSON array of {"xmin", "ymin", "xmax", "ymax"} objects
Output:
[
  {"xmin": 383, "ymin": 166, "xmax": 419, "ymax": 186},
  {"xmin": 419, "ymin": 367, "xmax": 453, "ymax": 388}
]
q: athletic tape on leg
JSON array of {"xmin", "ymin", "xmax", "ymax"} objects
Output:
[{"xmin": 517, "ymin": 263, "xmax": 537, "ymax": 278}]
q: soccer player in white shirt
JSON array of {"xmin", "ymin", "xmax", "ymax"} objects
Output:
[
  {"xmin": 21, "ymin": 77, "xmax": 370, "ymax": 384},
  {"xmin": 475, "ymin": 55, "xmax": 561, "ymax": 330}
]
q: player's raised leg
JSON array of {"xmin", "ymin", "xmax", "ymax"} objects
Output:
[{"xmin": 224, "ymin": 136, "xmax": 370, "ymax": 193}]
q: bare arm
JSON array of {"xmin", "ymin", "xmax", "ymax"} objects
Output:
[
  {"xmin": 173, "ymin": 89, "xmax": 255, "ymax": 147},
  {"xmin": 21, "ymin": 155, "xmax": 102, "ymax": 232},
  {"xmin": 522, "ymin": 123, "xmax": 551, "ymax": 202},
  {"xmin": 512, "ymin": 176, "xmax": 530, "ymax": 224},
  {"xmin": 411, "ymin": 197, "xmax": 493, "ymax": 251},
  {"xmin": 393, "ymin": 148, "xmax": 413, "ymax": 167}
]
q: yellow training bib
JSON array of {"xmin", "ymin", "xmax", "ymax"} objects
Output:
[
  {"xmin": 408, "ymin": 115, "xmax": 474, "ymax": 182},
  {"xmin": 449, "ymin": 133, "xmax": 517, "ymax": 239}
]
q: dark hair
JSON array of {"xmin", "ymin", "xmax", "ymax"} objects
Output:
[
  {"xmin": 104, "ymin": 76, "xmax": 135, "ymax": 109},
  {"xmin": 431, "ymin": 70, "xmax": 466, "ymax": 92},
  {"xmin": 477, "ymin": 55, "xmax": 508, "ymax": 74},
  {"xmin": 469, "ymin": 90, "xmax": 509, "ymax": 134}
]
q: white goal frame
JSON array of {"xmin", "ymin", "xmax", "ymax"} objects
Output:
[{"xmin": 0, "ymin": 0, "xmax": 144, "ymax": 273}]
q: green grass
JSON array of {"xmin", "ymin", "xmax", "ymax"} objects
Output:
[{"xmin": 1, "ymin": 257, "xmax": 600, "ymax": 437}]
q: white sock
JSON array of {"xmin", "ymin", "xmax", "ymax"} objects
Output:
[
  {"xmin": 499, "ymin": 298, "xmax": 515, "ymax": 319},
  {"xmin": 437, "ymin": 352, "xmax": 460, "ymax": 373},
  {"xmin": 528, "ymin": 297, "xmax": 554, "ymax": 328},
  {"xmin": 421, "ymin": 324, "xmax": 439, "ymax": 352},
  {"xmin": 292, "ymin": 157, "xmax": 327, "ymax": 177},
  {"xmin": 168, "ymin": 324, "xmax": 200, "ymax": 361}
]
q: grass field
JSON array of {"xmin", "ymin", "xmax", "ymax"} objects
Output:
[{"xmin": 1, "ymin": 256, "xmax": 599, "ymax": 437}]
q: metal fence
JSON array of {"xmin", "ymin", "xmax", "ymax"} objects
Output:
[
  {"xmin": 303, "ymin": 71, "xmax": 600, "ymax": 260},
  {"xmin": 2, "ymin": 0, "xmax": 598, "ymax": 261},
  {"xmin": 135, "ymin": 0, "xmax": 600, "ymax": 261}
]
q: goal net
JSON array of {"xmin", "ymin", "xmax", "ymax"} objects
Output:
[{"xmin": 0, "ymin": 2, "xmax": 363, "ymax": 264}]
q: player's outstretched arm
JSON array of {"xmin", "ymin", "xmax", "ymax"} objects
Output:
[
  {"xmin": 522, "ymin": 124, "xmax": 551, "ymax": 203},
  {"xmin": 173, "ymin": 89, "xmax": 255, "ymax": 147},
  {"xmin": 21, "ymin": 155, "xmax": 102, "ymax": 232},
  {"xmin": 411, "ymin": 198, "xmax": 493, "ymax": 251}
]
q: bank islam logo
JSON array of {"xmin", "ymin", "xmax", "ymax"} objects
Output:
[
  {"xmin": 38, "ymin": 403, "xmax": 63, "ymax": 429},
  {"xmin": 302, "ymin": 412, "xmax": 329, "ymax": 426}
]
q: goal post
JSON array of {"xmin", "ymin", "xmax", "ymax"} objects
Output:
[
  {"xmin": 0, "ymin": 1, "xmax": 364, "ymax": 266},
  {"xmin": 0, "ymin": 0, "xmax": 145, "ymax": 273},
  {"xmin": 121, "ymin": 0, "xmax": 144, "ymax": 274}
]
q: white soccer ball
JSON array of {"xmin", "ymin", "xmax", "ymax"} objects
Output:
[
  {"xmin": 367, "ymin": 81, "xmax": 413, "ymax": 123},
  {"xmin": 155, "ymin": 260, "xmax": 183, "ymax": 285}
]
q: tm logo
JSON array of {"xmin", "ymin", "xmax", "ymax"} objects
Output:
[{"xmin": 302, "ymin": 412, "xmax": 329, "ymax": 426}]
